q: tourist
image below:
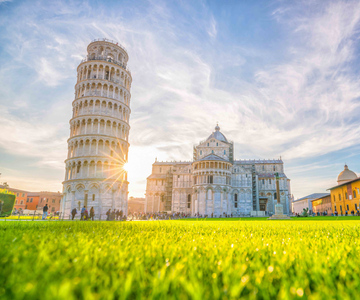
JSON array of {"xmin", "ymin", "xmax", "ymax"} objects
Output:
[
  {"xmin": 81, "ymin": 206, "xmax": 86, "ymax": 220},
  {"xmin": 106, "ymin": 209, "xmax": 111, "ymax": 221},
  {"xmin": 110, "ymin": 209, "xmax": 116, "ymax": 221},
  {"xmin": 90, "ymin": 207, "xmax": 95, "ymax": 221},
  {"xmin": 42, "ymin": 204, "xmax": 49, "ymax": 220},
  {"xmin": 71, "ymin": 208, "xmax": 77, "ymax": 220}
]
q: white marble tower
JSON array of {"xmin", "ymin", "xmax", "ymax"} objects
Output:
[{"xmin": 61, "ymin": 38, "xmax": 132, "ymax": 219}]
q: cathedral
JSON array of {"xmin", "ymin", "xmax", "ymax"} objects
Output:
[{"xmin": 145, "ymin": 125, "xmax": 291, "ymax": 217}]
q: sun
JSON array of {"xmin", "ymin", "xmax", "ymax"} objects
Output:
[{"xmin": 122, "ymin": 162, "xmax": 129, "ymax": 172}]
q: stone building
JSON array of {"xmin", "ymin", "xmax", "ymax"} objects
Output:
[
  {"xmin": 292, "ymin": 193, "xmax": 329, "ymax": 215},
  {"xmin": 128, "ymin": 197, "xmax": 145, "ymax": 213},
  {"xmin": 329, "ymin": 164, "xmax": 359, "ymax": 214},
  {"xmin": 312, "ymin": 194, "xmax": 332, "ymax": 215},
  {"xmin": 145, "ymin": 125, "xmax": 291, "ymax": 217},
  {"xmin": 61, "ymin": 38, "xmax": 131, "ymax": 218},
  {"xmin": 36, "ymin": 192, "xmax": 62, "ymax": 213}
]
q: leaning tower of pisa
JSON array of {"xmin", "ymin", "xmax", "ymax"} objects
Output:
[{"xmin": 61, "ymin": 38, "xmax": 132, "ymax": 219}]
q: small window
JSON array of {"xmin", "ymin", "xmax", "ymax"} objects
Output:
[
  {"xmin": 340, "ymin": 205, "xmax": 342, "ymax": 212},
  {"xmin": 30, "ymin": 198, "xmax": 33, "ymax": 203},
  {"xmin": 269, "ymin": 179, "xmax": 271, "ymax": 184},
  {"xmin": 27, "ymin": 198, "xmax": 29, "ymax": 202},
  {"xmin": 216, "ymin": 143, "xmax": 218, "ymax": 146},
  {"xmin": 274, "ymin": 192, "xmax": 277, "ymax": 201},
  {"xmin": 200, "ymin": 150, "xmax": 202, "ymax": 155},
  {"xmin": 178, "ymin": 175, "xmax": 180, "ymax": 179},
  {"xmin": 21, "ymin": 201, "xmax": 23, "ymax": 204},
  {"xmin": 262, "ymin": 179, "xmax": 265, "ymax": 184},
  {"xmin": 52, "ymin": 199, "xmax": 55, "ymax": 203},
  {"xmin": 339, "ymin": 194, "xmax": 341, "ymax": 201},
  {"xmin": 224, "ymin": 150, "xmax": 226, "ymax": 155},
  {"xmin": 22, "ymin": 193, "xmax": 25, "ymax": 197},
  {"xmin": 347, "ymin": 205, "xmax": 349, "ymax": 211},
  {"xmin": 333, "ymin": 195, "xmax": 335, "ymax": 202},
  {"xmin": 345, "ymin": 192, "xmax": 348, "ymax": 200},
  {"xmin": 92, "ymin": 194, "xmax": 95, "ymax": 201},
  {"xmin": 209, "ymin": 175, "xmax": 213, "ymax": 184},
  {"xmin": 273, "ymin": 166, "xmax": 276, "ymax": 171},
  {"xmin": 207, "ymin": 143, "xmax": 209, "ymax": 146},
  {"xmin": 187, "ymin": 194, "xmax": 191, "ymax": 209},
  {"xmin": 160, "ymin": 167, "xmax": 162, "ymax": 173},
  {"xmin": 354, "ymin": 190, "xmax": 357, "ymax": 199},
  {"xmin": 212, "ymin": 150, "xmax": 214, "ymax": 154},
  {"xmin": 17, "ymin": 193, "xmax": 19, "ymax": 197},
  {"xmin": 334, "ymin": 205, "xmax": 337, "ymax": 211},
  {"xmin": 355, "ymin": 204, "xmax": 358, "ymax": 210},
  {"xmin": 262, "ymin": 165, "xmax": 264, "ymax": 171}
]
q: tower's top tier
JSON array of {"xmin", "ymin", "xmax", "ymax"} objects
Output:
[{"xmin": 86, "ymin": 38, "xmax": 129, "ymax": 67}]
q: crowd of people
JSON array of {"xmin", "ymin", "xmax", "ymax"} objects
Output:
[{"xmin": 70, "ymin": 206, "xmax": 127, "ymax": 221}]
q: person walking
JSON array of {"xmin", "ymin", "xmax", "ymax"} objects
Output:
[
  {"xmin": 90, "ymin": 207, "xmax": 95, "ymax": 221},
  {"xmin": 42, "ymin": 204, "xmax": 49, "ymax": 220},
  {"xmin": 106, "ymin": 209, "xmax": 111, "ymax": 221},
  {"xmin": 81, "ymin": 206, "xmax": 86, "ymax": 221},
  {"xmin": 110, "ymin": 209, "xmax": 116, "ymax": 221},
  {"xmin": 71, "ymin": 207, "xmax": 77, "ymax": 220}
]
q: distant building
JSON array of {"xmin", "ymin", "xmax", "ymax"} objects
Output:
[
  {"xmin": 0, "ymin": 185, "xmax": 29, "ymax": 211},
  {"xmin": 25, "ymin": 192, "xmax": 40, "ymax": 210},
  {"xmin": 0, "ymin": 185, "xmax": 62, "ymax": 213},
  {"xmin": 311, "ymin": 194, "xmax": 331, "ymax": 215},
  {"xmin": 128, "ymin": 197, "xmax": 145, "ymax": 213},
  {"xmin": 329, "ymin": 165, "xmax": 359, "ymax": 214},
  {"xmin": 145, "ymin": 125, "xmax": 291, "ymax": 217},
  {"xmin": 292, "ymin": 193, "xmax": 329, "ymax": 214},
  {"xmin": 37, "ymin": 192, "xmax": 63, "ymax": 213}
]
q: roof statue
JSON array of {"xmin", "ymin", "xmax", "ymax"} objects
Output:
[{"xmin": 337, "ymin": 164, "xmax": 357, "ymax": 185}]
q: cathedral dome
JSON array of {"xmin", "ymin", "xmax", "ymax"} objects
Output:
[
  {"xmin": 337, "ymin": 165, "xmax": 357, "ymax": 185},
  {"xmin": 207, "ymin": 124, "xmax": 228, "ymax": 143}
]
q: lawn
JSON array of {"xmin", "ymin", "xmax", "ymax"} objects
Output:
[{"xmin": 1, "ymin": 219, "xmax": 360, "ymax": 299}]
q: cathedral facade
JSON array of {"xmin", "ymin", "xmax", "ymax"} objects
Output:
[{"xmin": 145, "ymin": 125, "xmax": 291, "ymax": 217}]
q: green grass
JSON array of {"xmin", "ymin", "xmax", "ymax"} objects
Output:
[
  {"xmin": 1, "ymin": 220, "xmax": 360, "ymax": 299},
  {"xmin": 0, "ymin": 215, "xmax": 59, "ymax": 220}
]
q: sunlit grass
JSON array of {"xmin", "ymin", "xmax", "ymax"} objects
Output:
[{"xmin": 1, "ymin": 219, "xmax": 359, "ymax": 299}]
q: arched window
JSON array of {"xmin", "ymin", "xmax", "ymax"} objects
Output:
[
  {"xmin": 234, "ymin": 194, "xmax": 238, "ymax": 208},
  {"xmin": 200, "ymin": 150, "xmax": 202, "ymax": 155},
  {"xmin": 209, "ymin": 175, "xmax": 213, "ymax": 184},
  {"xmin": 274, "ymin": 192, "xmax": 277, "ymax": 201},
  {"xmin": 187, "ymin": 194, "xmax": 191, "ymax": 209}
]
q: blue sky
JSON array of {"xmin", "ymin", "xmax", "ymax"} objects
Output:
[{"xmin": 0, "ymin": 0, "xmax": 360, "ymax": 198}]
